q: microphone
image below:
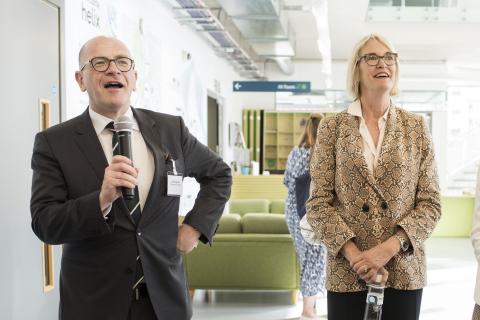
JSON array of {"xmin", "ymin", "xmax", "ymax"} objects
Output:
[{"xmin": 114, "ymin": 115, "xmax": 135, "ymax": 199}]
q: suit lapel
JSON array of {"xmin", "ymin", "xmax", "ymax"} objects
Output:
[
  {"xmin": 74, "ymin": 109, "xmax": 135, "ymax": 229},
  {"xmin": 74, "ymin": 109, "xmax": 108, "ymax": 182},
  {"xmin": 132, "ymin": 109, "xmax": 167, "ymax": 225}
]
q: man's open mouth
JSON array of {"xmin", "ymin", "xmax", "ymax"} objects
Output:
[{"xmin": 104, "ymin": 81, "xmax": 124, "ymax": 88}]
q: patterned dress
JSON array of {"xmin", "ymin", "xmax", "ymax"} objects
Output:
[{"xmin": 284, "ymin": 146, "xmax": 326, "ymax": 297}]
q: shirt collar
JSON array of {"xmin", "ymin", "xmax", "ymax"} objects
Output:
[
  {"xmin": 347, "ymin": 100, "xmax": 390, "ymax": 121},
  {"xmin": 89, "ymin": 106, "xmax": 139, "ymax": 136}
]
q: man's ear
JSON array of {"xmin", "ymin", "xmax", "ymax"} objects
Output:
[
  {"xmin": 75, "ymin": 71, "xmax": 87, "ymax": 92},
  {"xmin": 133, "ymin": 70, "xmax": 138, "ymax": 91}
]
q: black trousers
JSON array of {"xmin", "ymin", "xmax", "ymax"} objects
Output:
[
  {"xmin": 327, "ymin": 288, "xmax": 423, "ymax": 320},
  {"xmin": 127, "ymin": 284, "xmax": 158, "ymax": 320}
]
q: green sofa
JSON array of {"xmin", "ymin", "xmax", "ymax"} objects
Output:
[{"xmin": 184, "ymin": 199, "xmax": 300, "ymax": 303}]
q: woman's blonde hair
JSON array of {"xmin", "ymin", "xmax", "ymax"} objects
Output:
[
  {"xmin": 298, "ymin": 113, "xmax": 324, "ymax": 149},
  {"xmin": 346, "ymin": 33, "xmax": 400, "ymax": 100}
]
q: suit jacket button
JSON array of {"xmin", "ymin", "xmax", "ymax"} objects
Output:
[
  {"xmin": 125, "ymin": 268, "xmax": 133, "ymax": 275},
  {"xmin": 362, "ymin": 203, "xmax": 369, "ymax": 212},
  {"xmin": 381, "ymin": 201, "xmax": 388, "ymax": 210}
]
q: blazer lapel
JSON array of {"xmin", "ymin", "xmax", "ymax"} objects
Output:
[
  {"xmin": 74, "ymin": 109, "xmax": 108, "ymax": 182},
  {"xmin": 373, "ymin": 107, "xmax": 399, "ymax": 202},
  {"xmin": 132, "ymin": 109, "xmax": 167, "ymax": 225},
  {"xmin": 345, "ymin": 115, "xmax": 377, "ymax": 188},
  {"xmin": 373, "ymin": 107, "xmax": 396, "ymax": 180},
  {"xmin": 344, "ymin": 114, "xmax": 384, "ymax": 199}
]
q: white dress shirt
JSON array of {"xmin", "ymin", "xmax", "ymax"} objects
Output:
[
  {"xmin": 89, "ymin": 107, "xmax": 154, "ymax": 211},
  {"xmin": 347, "ymin": 100, "xmax": 390, "ymax": 174}
]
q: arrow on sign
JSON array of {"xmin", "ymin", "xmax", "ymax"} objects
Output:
[{"xmin": 233, "ymin": 81, "xmax": 310, "ymax": 92}]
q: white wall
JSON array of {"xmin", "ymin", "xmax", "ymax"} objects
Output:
[{"xmin": 63, "ymin": 0, "xmax": 248, "ymax": 164}]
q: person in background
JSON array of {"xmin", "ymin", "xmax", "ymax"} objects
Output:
[
  {"xmin": 306, "ymin": 33, "xmax": 441, "ymax": 320},
  {"xmin": 30, "ymin": 36, "xmax": 231, "ymax": 320},
  {"xmin": 471, "ymin": 166, "xmax": 480, "ymax": 320},
  {"xmin": 284, "ymin": 113, "xmax": 327, "ymax": 320}
]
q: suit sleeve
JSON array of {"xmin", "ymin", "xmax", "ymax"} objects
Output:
[
  {"xmin": 397, "ymin": 117, "xmax": 441, "ymax": 253},
  {"xmin": 30, "ymin": 131, "xmax": 113, "ymax": 245},
  {"xmin": 306, "ymin": 116, "xmax": 356, "ymax": 256},
  {"xmin": 178, "ymin": 117, "xmax": 232, "ymax": 244}
]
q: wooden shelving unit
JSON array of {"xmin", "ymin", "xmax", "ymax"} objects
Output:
[
  {"xmin": 262, "ymin": 111, "xmax": 310, "ymax": 173},
  {"xmin": 242, "ymin": 109, "xmax": 334, "ymax": 173}
]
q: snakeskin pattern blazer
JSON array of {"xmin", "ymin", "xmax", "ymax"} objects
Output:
[{"xmin": 306, "ymin": 105, "xmax": 441, "ymax": 292}]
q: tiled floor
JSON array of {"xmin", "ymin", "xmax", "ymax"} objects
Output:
[{"xmin": 192, "ymin": 238, "xmax": 476, "ymax": 320}]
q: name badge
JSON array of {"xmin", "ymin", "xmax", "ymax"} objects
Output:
[
  {"xmin": 167, "ymin": 173, "xmax": 183, "ymax": 197},
  {"xmin": 167, "ymin": 158, "xmax": 183, "ymax": 197}
]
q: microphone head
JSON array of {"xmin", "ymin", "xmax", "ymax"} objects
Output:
[{"xmin": 114, "ymin": 115, "xmax": 134, "ymax": 132}]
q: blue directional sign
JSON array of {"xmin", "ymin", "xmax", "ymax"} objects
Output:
[{"xmin": 233, "ymin": 81, "xmax": 311, "ymax": 93}]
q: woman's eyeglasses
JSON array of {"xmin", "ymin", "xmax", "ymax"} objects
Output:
[{"xmin": 358, "ymin": 52, "xmax": 398, "ymax": 66}]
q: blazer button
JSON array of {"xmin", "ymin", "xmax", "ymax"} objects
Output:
[
  {"xmin": 362, "ymin": 203, "xmax": 370, "ymax": 212},
  {"xmin": 125, "ymin": 267, "xmax": 133, "ymax": 275},
  {"xmin": 381, "ymin": 201, "xmax": 388, "ymax": 210}
]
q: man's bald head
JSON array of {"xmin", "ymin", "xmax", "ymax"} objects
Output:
[
  {"xmin": 75, "ymin": 35, "xmax": 137, "ymax": 119},
  {"xmin": 78, "ymin": 36, "xmax": 132, "ymax": 69}
]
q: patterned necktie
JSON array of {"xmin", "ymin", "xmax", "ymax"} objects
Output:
[
  {"xmin": 107, "ymin": 122, "xmax": 145, "ymax": 290},
  {"xmin": 106, "ymin": 122, "xmax": 142, "ymax": 225}
]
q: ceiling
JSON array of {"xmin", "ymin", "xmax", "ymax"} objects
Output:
[
  {"xmin": 169, "ymin": 0, "xmax": 480, "ymax": 77},
  {"xmin": 287, "ymin": 0, "xmax": 480, "ymax": 67}
]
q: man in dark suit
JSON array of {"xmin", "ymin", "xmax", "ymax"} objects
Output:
[{"xmin": 30, "ymin": 36, "xmax": 232, "ymax": 320}]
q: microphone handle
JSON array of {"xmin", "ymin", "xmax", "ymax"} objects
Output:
[{"xmin": 117, "ymin": 130, "xmax": 135, "ymax": 199}]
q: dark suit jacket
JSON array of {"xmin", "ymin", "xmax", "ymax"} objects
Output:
[{"xmin": 30, "ymin": 108, "xmax": 232, "ymax": 320}]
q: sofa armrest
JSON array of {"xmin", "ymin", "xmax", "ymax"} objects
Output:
[{"xmin": 184, "ymin": 234, "xmax": 298, "ymax": 290}]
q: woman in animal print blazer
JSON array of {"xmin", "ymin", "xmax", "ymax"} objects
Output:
[{"xmin": 306, "ymin": 34, "xmax": 441, "ymax": 320}]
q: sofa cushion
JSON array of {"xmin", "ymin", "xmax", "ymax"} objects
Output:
[
  {"xmin": 217, "ymin": 214, "xmax": 242, "ymax": 233},
  {"xmin": 242, "ymin": 213, "xmax": 289, "ymax": 234},
  {"xmin": 229, "ymin": 199, "xmax": 269, "ymax": 216},
  {"xmin": 269, "ymin": 199, "xmax": 285, "ymax": 214}
]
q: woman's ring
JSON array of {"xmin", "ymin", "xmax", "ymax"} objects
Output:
[{"xmin": 363, "ymin": 266, "xmax": 368, "ymax": 273}]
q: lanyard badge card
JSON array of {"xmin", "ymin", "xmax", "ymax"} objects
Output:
[{"xmin": 167, "ymin": 158, "xmax": 183, "ymax": 197}]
